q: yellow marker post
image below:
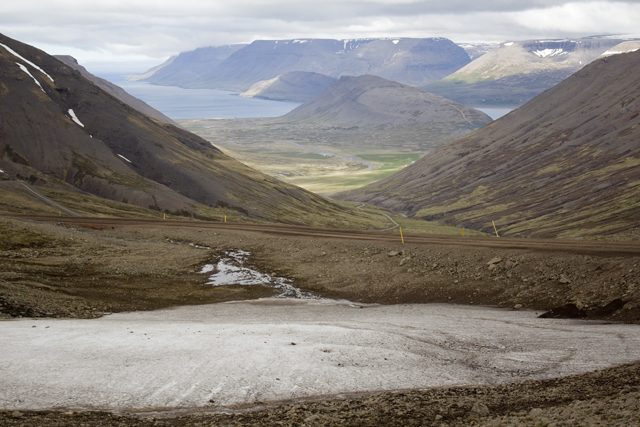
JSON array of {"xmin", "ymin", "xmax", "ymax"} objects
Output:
[
  {"xmin": 59, "ymin": 211, "xmax": 61, "ymax": 216},
  {"xmin": 163, "ymin": 213, "xmax": 166, "ymax": 220},
  {"xmin": 492, "ymin": 221, "xmax": 499, "ymax": 237},
  {"xmin": 224, "ymin": 216, "xmax": 227, "ymax": 223},
  {"xmin": 462, "ymin": 228, "xmax": 465, "ymax": 237},
  {"xmin": 399, "ymin": 226, "xmax": 405, "ymax": 244}
]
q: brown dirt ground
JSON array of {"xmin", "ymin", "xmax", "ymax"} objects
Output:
[{"xmin": 2, "ymin": 216, "xmax": 640, "ymax": 426}]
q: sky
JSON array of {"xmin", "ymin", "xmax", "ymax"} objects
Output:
[{"xmin": 1, "ymin": 0, "xmax": 639, "ymax": 74}]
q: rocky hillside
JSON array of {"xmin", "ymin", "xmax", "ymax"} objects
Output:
[
  {"xmin": 240, "ymin": 71, "xmax": 337, "ymax": 102},
  {"xmin": 280, "ymin": 75, "xmax": 492, "ymax": 129},
  {"xmin": 0, "ymin": 33, "xmax": 381, "ymax": 228},
  {"xmin": 335, "ymin": 50, "xmax": 640, "ymax": 238},
  {"xmin": 136, "ymin": 38, "xmax": 470, "ymax": 91},
  {"xmin": 54, "ymin": 55, "xmax": 181, "ymax": 127},
  {"xmin": 425, "ymin": 38, "xmax": 624, "ymax": 106}
]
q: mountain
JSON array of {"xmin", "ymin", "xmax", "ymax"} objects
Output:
[
  {"xmin": 457, "ymin": 42, "xmax": 498, "ymax": 60},
  {"xmin": 0, "ymin": 33, "xmax": 382, "ymax": 228},
  {"xmin": 240, "ymin": 71, "xmax": 337, "ymax": 102},
  {"xmin": 127, "ymin": 44, "xmax": 246, "ymax": 85},
  {"xmin": 425, "ymin": 38, "xmax": 624, "ymax": 106},
  {"xmin": 54, "ymin": 55, "xmax": 181, "ymax": 127},
  {"xmin": 137, "ymin": 38, "xmax": 471, "ymax": 91},
  {"xmin": 601, "ymin": 40, "xmax": 640, "ymax": 57},
  {"xmin": 335, "ymin": 50, "xmax": 640, "ymax": 238},
  {"xmin": 280, "ymin": 75, "xmax": 492, "ymax": 129}
]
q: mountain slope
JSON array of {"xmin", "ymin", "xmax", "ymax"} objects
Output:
[
  {"xmin": 240, "ymin": 71, "xmax": 337, "ymax": 102},
  {"xmin": 128, "ymin": 44, "xmax": 246, "ymax": 86},
  {"xmin": 54, "ymin": 55, "xmax": 181, "ymax": 127},
  {"xmin": 0, "ymin": 33, "xmax": 383, "ymax": 228},
  {"xmin": 425, "ymin": 38, "xmax": 624, "ymax": 106},
  {"xmin": 140, "ymin": 38, "xmax": 470, "ymax": 91},
  {"xmin": 280, "ymin": 75, "xmax": 491, "ymax": 129},
  {"xmin": 335, "ymin": 50, "xmax": 640, "ymax": 238}
]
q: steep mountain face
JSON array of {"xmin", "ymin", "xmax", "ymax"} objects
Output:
[
  {"xmin": 128, "ymin": 44, "xmax": 246, "ymax": 85},
  {"xmin": 54, "ymin": 55, "xmax": 181, "ymax": 127},
  {"xmin": 138, "ymin": 38, "xmax": 470, "ymax": 91},
  {"xmin": 240, "ymin": 71, "xmax": 337, "ymax": 102},
  {"xmin": 335, "ymin": 50, "xmax": 640, "ymax": 238},
  {"xmin": 280, "ymin": 75, "xmax": 491, "ymax": 129},
  {"xmin": 0, "ymin": 34, "xmax": 368, "ymax": 226},
  {"xmin": 426, "ymin": 38, "xmax": 624, "ymax": 106}
]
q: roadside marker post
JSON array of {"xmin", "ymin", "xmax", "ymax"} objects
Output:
[
  {"xmin": 463, "ymin": 228, "xmax": 465, "ymax": 237},
  {"xmin": 400, "ymin": 226, "xmax": 405, "ymax": 244},
  {"xmin": 163, "ymin": 213, "xmax": 166, "ymax": 220},
  {"xmin": 492, "ymin": 221, "xmax": 499, "ymax": 237},
  {"xmin": 224, "ymin": 216, "xmax": 227, "ymax": 223}
]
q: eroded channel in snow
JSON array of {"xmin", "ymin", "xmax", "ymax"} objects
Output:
[{"xmin": 200, "ymin": 250, "xmax": 318, "ymax": 300}]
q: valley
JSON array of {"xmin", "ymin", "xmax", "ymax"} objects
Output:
[
  {"xmin": 2, "ymin": 30, "xmax": 640, "ymax": 427},
  {"xmin": 179, "ymin": 118, "xmax": 429, "ymax": 194}
]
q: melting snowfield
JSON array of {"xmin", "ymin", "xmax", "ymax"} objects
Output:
[{"xmin": 2, "ymin": 302, "xmax": 640, "ymax": 413}]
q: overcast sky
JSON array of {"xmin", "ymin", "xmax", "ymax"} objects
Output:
[{"xmin": 1, "ymin": 0, "xmax": 639, "ymax": 74}]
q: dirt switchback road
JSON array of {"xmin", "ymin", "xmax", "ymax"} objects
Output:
[{"xmin": 16, "ymin": 215, "xmax": 640, "ymax": 256}]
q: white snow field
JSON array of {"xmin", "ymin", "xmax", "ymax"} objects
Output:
[{"xmin": 2, "ymin": 302, "xmax": 640, "ymax": 413}]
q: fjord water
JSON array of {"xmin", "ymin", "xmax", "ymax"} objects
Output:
[
  {"xmin": 98, "ymin": 73, "xmax": 512, "ymax": 121},
  {"xmin": 100, "ymin": 73, "xmax": 302, "ymax": 119}
]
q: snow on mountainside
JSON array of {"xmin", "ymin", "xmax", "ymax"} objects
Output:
[{"xmin": 425, "ymin": 37, "xmax": 626, "ymax": 106}]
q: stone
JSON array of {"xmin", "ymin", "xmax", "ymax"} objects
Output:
[
  {"xmin": 470, "ymin": 401, "xmax": 490, "ymax": 416},
  {"xmin": 559, "ymin": 276, "xmax": 571, "ymax": 284},
  {"xmin": 528, "ymin": 408, "xmax": 544, "ymax": 417},
  {"xmin": 514, "ymin": 304, "xmax": 523, "ymax": 309},
  {"xmin": 388, "ymin": 251, "xmax": 400, "ymax": 257},
  {"xmin": 487, "ymin": 257, "xmax": 502, "ymax": 266},
  {"xmin": 11, "ymin": 411, "xmax": 23, "ymax": 418}
]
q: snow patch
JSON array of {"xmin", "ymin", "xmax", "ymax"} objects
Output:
[
  {"xmin": 293, "ymin": 40, "xmax": 309, "ymax": 44},
  {"xmin": 1, "ymin": 43, "xmax": 54, "ymax": 82},
  {"xmin": 533, "ymin": 49, "xmax": 568, "ymax": 58},
  {"xmin": 602, "ymin": 48, "xmax": 639, "ymax": 56},
  {"xmin": 392, "ymin": 40, "xmax": 399, "ymax": 44},
  {"xmin": 15, "ymin": 63, "xmax": 45, "ymax": 92},
  {"xmin": 0, "ymin": 169, "xmax": 4, "ymax": 173},
  {"xmin": 504, "ymin": 42, "xmax": 514, "ymax": 47},
  {"xmin": 67, "ymin": 109, "xmax": 84, "ymax": 127},
  {"xmin": 117, "ymin": 154, "xmax": 132, "ymax": 163}
]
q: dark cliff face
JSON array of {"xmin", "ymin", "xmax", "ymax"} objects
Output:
[
  {"xmin": 336, "ymin": 50, "xmax": 640, "ymax": 238},
  {"xmin": 140, "ymin": 38, "xmax": 471, "ymax": 91},
  {"xmin": 0, "ymin": 33, "xmax": 359, "ymax": 224}
]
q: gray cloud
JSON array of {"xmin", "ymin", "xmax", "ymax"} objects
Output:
[{"xmin": 1, "ymin": 1, "xmax": 638, "ymax": 73}]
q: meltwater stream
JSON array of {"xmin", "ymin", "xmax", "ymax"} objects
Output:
[{"xmin": 201, "ymin": 250, "xmax": 322, "ymax": 301}]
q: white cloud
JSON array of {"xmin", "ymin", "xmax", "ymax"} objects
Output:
[{"xmin": 1, "ymin": 0, "xmax": 638, "ymax": 73}]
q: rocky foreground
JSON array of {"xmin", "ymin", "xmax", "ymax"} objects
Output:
[{"xmin": 1, "ymin": 216, "xmax": 639, "ymax": 425}]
